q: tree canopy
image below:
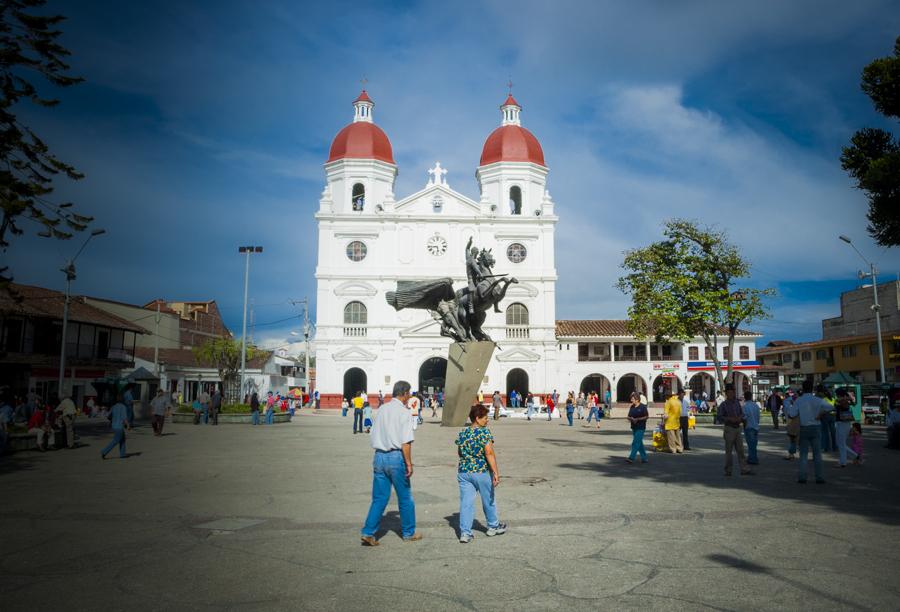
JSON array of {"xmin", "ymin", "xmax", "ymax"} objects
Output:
[
  {"xmin": 616, "ymin": 219, "xmax": 773, "ymax": 390},
  {"xmin": 193, "ymin": 337, "xmax": 257, "ymax": 401},
  {"xmin": 1, "ymin": 0, "xmax": 87, "ymax": 284},
  {"xmin": 841, "ymin": 36, "xmax": 900, "ymax": 247}
]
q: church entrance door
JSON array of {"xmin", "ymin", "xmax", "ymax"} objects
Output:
[
  {"xmin": 343, "ymin": 368, "xmax": 367, "ymax": 403},
  {"xmin": 418, "ymin": 357, "xmax": 447, "ymax": 395}
]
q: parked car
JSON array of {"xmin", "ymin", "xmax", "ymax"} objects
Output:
[{"xmin": 862, "ymin": 395, "xmax": 885, "ymax": 425}]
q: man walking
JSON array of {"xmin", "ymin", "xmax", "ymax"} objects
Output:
[
  {"xmin": 353, "ymin": 391, "xmax": 365, "ymax": 434},
  {"xmin": 150, "ymin": 389, "xmax": 172, "ymax": 436},
  {"xmin": 101, "ymin": 394, "xmax": 131, "ymax": 460},
  {"xmin": 360, "ymin": 380, "xmax": 420, "ymax": 546},
  {"xmin": 197, "ymin": 387, "xmax": 210, "ymax": 425},
  {"xmin": 788, "ymin": 381, "xmax": 829, "ymax": 484},
  {"xmin": 743, "ymin": 391, "xmax": 761, "ymax": 465},
  {"xmin": 492, "ymin": 391, "xmax": 502, "ymax": 421},
  {"xmin": 56, "ymin": 393, "xmax": 77, "ymax": 449},
  {"xmin": 767, "ymin": 390, "xmax": 782, "ymax": 429},
  {"xmin": 678, "ymin": 389, "xmax": 692, "ymax": 451},
  {"xmin": 718, "ymin": 384, "xmax": 752, "ymax": 476},
  {"xmin": 210, "ymin": 386, "xmax": 222, "ymax": 426},
  {"xmin": 663, "ymin": 390, "xmax": 684, "ymax": 453},
  {"xmin": 123, "ymin": 384, "xmax": 136, "ymax": 428}
]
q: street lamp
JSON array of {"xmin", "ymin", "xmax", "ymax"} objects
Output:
[
  {"xmin": 58, "ymin": 228, "xmax": 106, "ymax": 396},
  {"xmin": 238, "ymin": 246, "xmax": 263, "ymax": 400},
  {"xmin": 838, "ymin": 235, "xmax": 886, "ymax": 383}
]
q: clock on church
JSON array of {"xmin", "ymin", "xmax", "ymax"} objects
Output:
[{"xmin": 426, "ymin": 234, "xmax": 448, "ymax": 256}]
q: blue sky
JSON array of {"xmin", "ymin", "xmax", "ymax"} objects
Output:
[{"xmin": 6, "ymin": 0, "xmax": 900, "ymax": 350}]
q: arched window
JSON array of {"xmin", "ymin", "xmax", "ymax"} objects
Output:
[
  {"xmin": 506, "ymin": 303, "xmax": 529, "ymax": 339},
  {"xmin": 509, "ymin": 186, "xmax": 522, "ymax": 215},
  {"xmin": 343, "ymin": 301, "xmax": 367, "ymax": 336},
  {"xmin": 352, "ymin": 183, "xmax": 365, "ymax": 211}
]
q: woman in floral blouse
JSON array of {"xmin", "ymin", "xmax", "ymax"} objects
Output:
[{"xmin": 455, "ymin": 404, "xmax": 507, "ymax": 543}]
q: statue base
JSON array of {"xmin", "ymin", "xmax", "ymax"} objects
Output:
[{"xmin": 441, "ymin": 341, "xmax": 495, "ymax": 427}]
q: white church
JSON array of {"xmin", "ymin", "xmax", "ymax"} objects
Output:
[{"xmin": 313, "ymin": 90, "xmax": 761, "ymax": 408}]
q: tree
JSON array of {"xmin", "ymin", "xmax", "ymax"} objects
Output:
[
  {"xmin": 1, "ymin": 0, "xmax": 88, "ymax": 283},
  {"xmin": 616, "ymin": 219, "xmax": 774, "ymax": 391},
  {"xmin": 841, "ymin": 36, "xmax": 900, "ymax": 247},
  {"xmin": 193, "ymin": 337, "xmax": 257, "ymax": 402}
]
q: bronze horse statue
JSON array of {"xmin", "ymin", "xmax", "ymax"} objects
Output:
[{"xmin": 385, "ymin": 243, "xmax": 519, "ymax": 343}]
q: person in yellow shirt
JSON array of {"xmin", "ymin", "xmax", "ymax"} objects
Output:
[
  {"xmin": 352, "ymin": 392, "xmax": 365, "ymax": 434},
  {"xmin": 664, "ymin": 389, "xmax": 684, "ymax": 453}
]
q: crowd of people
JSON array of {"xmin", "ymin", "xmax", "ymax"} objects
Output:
[{"xmin": 354, "ymin": 377, "xmax": 900, "ymax": 545}]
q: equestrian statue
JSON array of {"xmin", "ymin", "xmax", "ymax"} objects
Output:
[{"xmin": 385, "ymin": 237, "xmax": 518, "ymax": 343}]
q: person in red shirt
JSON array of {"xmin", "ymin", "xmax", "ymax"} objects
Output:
[
  {"xmin": 27, "ymin": 407, "xmax": 51, "ymax": 451},
  {"xmin": 546, "ymin": 396, "xmax": 555, "ymax": 421}
]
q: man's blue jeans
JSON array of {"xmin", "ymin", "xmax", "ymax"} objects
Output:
[
  {"xmin": 353, "ymin": 409, "xmax": 364, "ymax": 433},
  {"xmin": 101, "ymin": 429, "xmax": 126, "ymax": 458},
  {"xmin": 202, "ymin": 406, "xmax": 208, "ymax": 425},
  {"xmin": 362, "ymin": 450, "xmax": 416, "ymax": 539},
  {"xmin": 629, "ymin": 428, "xmax": 647, "ymax": 461},
  {"xmin": 798, "ymin": 425, "xmax": 824, "ymax": 482},
  {"xmin": 251, "ymin": 411, "xmax": 260, "ymax": 425},
  {"xmin": 566, "ymin": 409, "xmax": 574, "ymax": 426},
  {"xmin": 745, "ymin": 428, "xmax": 759, "ymax": 464},
  {"xmin": 457, "ymin": 471, "xmax": 499, "ymax": 537},
  {"xmin": 586, "ymin": 407, "xmax": 600, "ymax": 423},
  {"xmin": 526, "ymin": 405, "xmax": 534, "ymax": 419},
  {"xmin": 265, "ymin": 409, "xmax": 274, "ymax": 425}
]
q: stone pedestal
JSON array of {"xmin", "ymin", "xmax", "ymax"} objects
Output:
[{"xmin": 441, "ymin": 341, "xmax": 495, "ymax": 427}]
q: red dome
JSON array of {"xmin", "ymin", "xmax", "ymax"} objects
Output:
[
  {"xmin": 327, "ymin": 122, "xmax": 394, "ymax": 164},
  {"xmin": 479, "ymin": 125, "xmax": 545, "ymax": 166}
]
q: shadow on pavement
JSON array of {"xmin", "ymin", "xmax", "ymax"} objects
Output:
[
  {"xmin": 555, "ymin": 425, "xmax": 900, "ymax": 525},
  {"xmin": 707, "ymin": 553, "xmax": 867, "ymax": 610}
]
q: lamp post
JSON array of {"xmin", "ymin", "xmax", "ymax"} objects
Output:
[
  {"xmin": 238, "ymin": 246, "xmax": 263, "ymax": 400},
  {"xmin": 57, "ymin": 229, "xmax": 106, "ymax": 397},
  {"xmin": 838, "ymin": 235, "xmax": 886, "ymax": 383}
]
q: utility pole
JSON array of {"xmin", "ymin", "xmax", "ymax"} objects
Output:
[
  {"xmin": 238, "ymin": 246, "xmax": 263, "ymax": 399},
  {"xmin": 57, "ymin": 229, "xmax": 105, "ymax": 397},
  {"xmin": 289, "ymin": 297, "xmax": 313, "ymax": 400},
  {"xmin": 839, "ymin": 235, "xmax": 887, "ymax": 384},
  {"xmin": 153, "ymin": 301, "xmax": 160, "ymax": 375}
]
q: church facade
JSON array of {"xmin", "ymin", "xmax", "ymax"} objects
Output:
[{"xmin": 313, "ymin": 91, "xmax": 760, "ymax": 407}]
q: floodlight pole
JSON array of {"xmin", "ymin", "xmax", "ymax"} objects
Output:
[{"xmin": 239, "ymin": 246, "xmax": 262, "ymax": 399}]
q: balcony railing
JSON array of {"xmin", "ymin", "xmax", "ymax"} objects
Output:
[
  {"xmin": 578, "ymin": 355, "xmax": 611, "ymax": 362},
  {"xmin": 506, "ymin": 326, "xmax": 530, "ymax": 339},
  {"xmin": 343, "ymin": 326, "xmax": 367, "ymax": 337}
]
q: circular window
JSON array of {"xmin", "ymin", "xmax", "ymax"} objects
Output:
[
  {"xmin": 507, "ymin": 243, "xmax": 527, "ymax": 263},
  {"xmin": 346, "ymin": 241, "xmax": 367, "ymax": 262}
]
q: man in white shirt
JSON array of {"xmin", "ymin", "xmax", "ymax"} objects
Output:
[
  {"xmin": 742, "ymin": 391, "xmax": 761, "ymax": 465},
  {"xmin": 150, "ymin": 389, "xmax": 173, "ymax": 436},
  {"xmin": 56, "ymin": 393, "xmax": 77, "ymax": 449},
  {"xmin": 787, "ymin": 381, "xmax": 830, "ymax": 484},
  {"xmin": 361, "ymin": 380, "xmax": 421, "ymax": 546}
]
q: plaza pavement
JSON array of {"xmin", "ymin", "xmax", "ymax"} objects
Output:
[{"xmin": 2, "ymin": 410, "xmax": 899, "ymax": 611}]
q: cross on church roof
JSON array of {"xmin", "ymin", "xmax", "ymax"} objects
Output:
[
  {"xmin": 427, "ymin": 162, "xmax": 448, "ymax": 187},
  {"xmin": 507, "ymin": 78, "xmax": 513, "ymax": 95}
]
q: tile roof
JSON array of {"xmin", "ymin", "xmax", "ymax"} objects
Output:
[
  {"xmin": 757, "ymin": 333, "xmax": 883, "ymax": 354},
  {"xmin": 133, "ymin": 347, "xmax": 271, "ymax": 370},
  {"xmin": 1, "ymin": 283, "xmax": 145, "ymax": 333},
  {"xmin": 555, "ymin": 320, "xmax": 760, "ymax": 338}
]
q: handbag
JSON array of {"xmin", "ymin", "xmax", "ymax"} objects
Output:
[{"xmin": 787, "ymin": 415, "xmax": 800, "ymax": 436}]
